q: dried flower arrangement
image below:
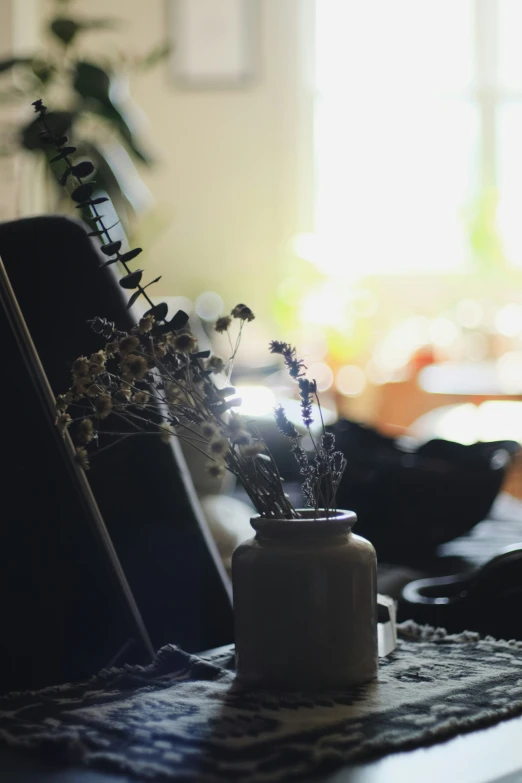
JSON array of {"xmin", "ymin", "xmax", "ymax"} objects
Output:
[{"xmin": 33, "ymin": 99, "xmax": 346, "ymax": 520}]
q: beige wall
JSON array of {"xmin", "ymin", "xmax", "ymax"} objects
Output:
[{"xmin": 39, "ymin": 0, "xmax": 315, "ymax": 327}]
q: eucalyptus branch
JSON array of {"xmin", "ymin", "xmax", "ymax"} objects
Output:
[{"xmin": 32, "ymin": 99, "xmax": 168, "ymax": 323}]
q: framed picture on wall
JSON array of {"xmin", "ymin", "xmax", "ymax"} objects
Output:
[{"xmin": 169, "ymin": 0, "xmax": 258, "ymax": 88}]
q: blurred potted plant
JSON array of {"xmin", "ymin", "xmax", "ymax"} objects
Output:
[{"xmin": 0, "ymin": 0, "xmax": 168, "ymax": 224}]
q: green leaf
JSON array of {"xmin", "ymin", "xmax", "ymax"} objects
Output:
[
  {"xmin": 71, "ymin": 183, "xmax": 94, "ymax": 202},
  {"xmin": 119, "ymin": 270, "xmax": 143, "ymax": 289},
  {"xmin": 73, "ymin": 61, "xmax": 111, "ymax": 102},
  {"xmin": 126, "ymin": 290, "xmax": 143, "ymax": 310},
  {"xmin": 100, "ymin": 241, "xmax": 122, "ymax": 256},
  {"xmin": 59, "ymin": 168, "xmax": 72, "ymax": 186},
  {"xmin": 75, "ymin": 196, "xmax": 109, "ymax": 208},
  {"xmin": 50, "ymin": 18, "xmax": 79, "ymax": 45},
  {"xmin": 156, "ymin": 309, "xmax": 189, "ymax": 334},
  {"xmin": 75, "ymin": 140, "xmax": 129, "ymax": 215},
  {"xmin": 144, "ymin": 302, "xmax": 168, "ymax": 321},
  {"xmin": 71, "ymin": 160, "xmax": 95, "ymax": 178},
  {"xmin": 138, "ymin": 42, "xmax": 171, "ymax": 70},
  {"xmin": 73, "ymin": 61, "xmax": 152, "ymax": 165},
  {"xmin": 0, "ymin": 58, "xmax": 32, "ymax": 73},
  {"xmin": 50, "ymin": 146, "xmax": 76, "ymax": 162},
  {"xmin": 119, "ymin": 248, "xmax": 142, "ymax": 263},
  {"xmin": 169, "ymin": 310, "xmax": 189, "ymax": 330},
  {"xmin": 143, "ymin": 275, "xmax": 161, "ymax": 288},
  {"xmin": 81, "ymin": 19, "xmax": 121, "ymax": 31},
  {"xmin": 87, "ymin": 221, "xmax": 119, "ymax": 237},
  {"xmin": 21, "ymin": 111, "xmax": 73, "ymax": 151},
  {"xmin": 31, "ymin": 60, "xmax": 55, "ymax": 84}
]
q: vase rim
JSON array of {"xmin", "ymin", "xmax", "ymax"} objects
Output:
[{"xmin": 251, "ymin": 509, "xmax": 356, "ymax": 535}]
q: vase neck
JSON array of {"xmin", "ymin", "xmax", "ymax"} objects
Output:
[{"xmin": 251, "ymin": 510, "xmax": 356, "ymax": 539}]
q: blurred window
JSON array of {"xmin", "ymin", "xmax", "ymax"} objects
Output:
[{"xmin": 315, "ymin": 0, "xmax": 522, "ymax": 275}]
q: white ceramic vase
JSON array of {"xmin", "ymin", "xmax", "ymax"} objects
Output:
[{"xmin": 232, "ymin": 509, "xmax": 378, "ymax": 690}]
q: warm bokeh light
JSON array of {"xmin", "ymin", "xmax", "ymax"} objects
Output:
[
  {"xmin": 456, "ymin": 299, "xmax": 483, "ymax": 329},
  {"xmin": 235, "ymin": 386, "xmax": 276, "ymax": 417},
  {"xmin": 300, "ymin": 283, "xmax": 353, "ymax": 330},
  {"xmin": 349, "ymin": 289, "xmax": 378, "ymax": 318},
  {"xmin": 412, "ymin": 401, "xmax": 522, "ymax": 444},
  {"xmin": 497, "ymin": 351, "xmax": 522, "ymax": 393},
  {"xmin": 277, "ymin": 277, "xmax": 306, "ymax": 306},
  {"xmin": 429, "ymin": 317, "xmax": 460, "ymax": 347},
  {"xmin": 336, "ymin": 365, "xmax": 367, "ymax": 397},
  {"xmin": 365, "ymin": 359, "xmax": 395, "ymax": 386},
  {"xmin": 495, "ymin": 303, "xmax": 522, "ymax": 337},
  {"xmin": 298, "ymin": 329, "xmax": 328, "ymax": 363}
]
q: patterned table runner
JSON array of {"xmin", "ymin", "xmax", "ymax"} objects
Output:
[{"xmin": 1, "ymin": 622, "xmax": 522, "ymax": 782}]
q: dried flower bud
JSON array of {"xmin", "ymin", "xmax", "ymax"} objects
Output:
[
  {"xmin": 75, "ymin": 447, "xmax": 90, "ymax": 471},
  {"xmin": 214, "ymin": 315, "xmax": 232, "ymax": 333},
  {"xmin": 269, "ymin": 340, "xmax": 292, "ymax": 356},
  {"xmin": 172, "ymin": 332, "xmax": 198, "ymax": 353},
  {"xmin": 241, "ymin": 442, "xmax": 265, "ymax": 457},
  {"xmin": 207, "ymin": 355, "xmax": 226, "ymax": 374},
  {"xmin": 89, "ymin": 362, "xmax": 105, "ymax": 377},
  {"xmin": 332, "ymin": 451, "xmax": 346, "ymax": 473},
  {"xmin": 298, "ymin": 378, "xmax": 314, "ymax": 428},
  {"xmin": 120, "ymin": 354, "xmax": 148, "ymax": 381},
  {"xmin": 208, "ymin": 437, "xmax": 229, "ymax": 457},
  {"xmin": 94, "ymin": 394, "xmax": 112, "ymax": 419},
  {"xmin": 206, "ymin": 462, "xmax": 226, "ymax": 479},
  {"xmin": 114, "ymin": 386, "xmax": 132, "ymax": 403},
  {"xmin": 153, "ymin": 342, "xmax": 167, "ymax": 359},
  {"xmin": 88, "ymin": 317, "xmax": 115, "ymax": 338},
  {"xmin": 269, "ymin": 341, "xmax": 306, "ymax": 379},
  {"xmin": 105, "ymin": 340, "xmax": 120, "ymax": 358},
  {"xmin": 90, "ymin": 350, "xmax": 106, "ymax": 366},
  {"xmin": 56, "ymin": 413, "xmax": 72, "ymax": 433},
  {"xmin": 231, "ymin": 430, "xmax": 250, "ymax": 446},
  {"xmin": 138, "ymin": 315, "xmax": 155, "ymax": 334},
  {"xmin": 231, "ymin": 304, "xmax": 255, "ymax": 322},
  {"xmin": 274, "ymin": 405, "xmax": 299, "ymax": 439},
  {"xmin": 227, "ymin": 412, "xmax": 243, "ymax": 433},
  {"xmin": 201, "ymin": 422, "xmax": 219, "ymax": 439},
  {"xmin": 132, "ymin": 391, "xmax": 149, "ymax": 406},
  {"xmin": 55, "ymin": 392, "xmax": 72, "ymax": 411},
  {"xmin": 321, "ymin": 432, "xmax": 335, "ymax": 452},
  {"xmin": 77, "ymin": 418, "xmax": 95, "ymax": 444},
  {"xmin": 32, "ymin": 99, "xmax": 47, "ymax": 114},
  {"xmin": 72, "ymin": 357, "xmax": 90, "ymax": 378},
  {"xmin": 118, "ymin": 336, "xmax": 140, "ymax": 357}
]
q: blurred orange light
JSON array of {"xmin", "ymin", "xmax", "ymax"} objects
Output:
[{"xmin": 336, "ymin": 365, "xmax": 366, "ymax": 396}]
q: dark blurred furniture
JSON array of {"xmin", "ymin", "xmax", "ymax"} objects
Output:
[
  {"xmin": 333, "ymin": 419, "xmax": 522, "ymax": 640},
  {"xmin": 401, "ymin": 543, "xmax": 522, "ymax": 639},
  {"xmin": 0, "ymin": 216, "xmax": 233, "ymax": 692},
  {"xmin": 333, "ymin": 418, "xmax": 520, "ymax": 564}
]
